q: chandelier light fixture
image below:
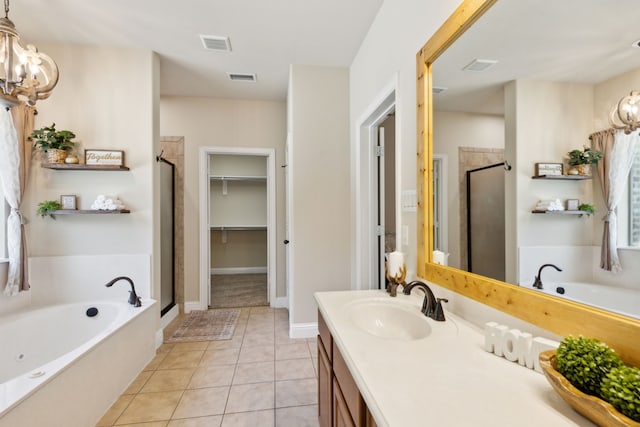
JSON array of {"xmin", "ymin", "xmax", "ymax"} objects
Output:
[
  {"xmin": 610, "ymin": 90, "xmax": 640, "ymax": 134},
  {"xmin": 0, "ymin": 0, "xmax": 58, "ymax": 107}
]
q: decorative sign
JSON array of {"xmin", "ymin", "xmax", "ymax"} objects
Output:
[
  {"xmin": 535, "ymin": 162, "xmax": 563, "ymax": 176},
  {"xmin": 484, "ymin": 322, "xmax": 559, "ymax": 373},
  {"xmin": 60, "ymin": 194, "xmax": 77, "ymax": 210},
  {"xmin": 566, "ymin": 199, "xmax": 579, "ymax": 211},
  {"xmin": 85, "ymin": 149, "xmax": 124, "ymax": 166}
]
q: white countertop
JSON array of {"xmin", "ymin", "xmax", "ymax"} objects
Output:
[{"xmin": 315, "ymin": 289, "xmax": 596, "ymax": 427}]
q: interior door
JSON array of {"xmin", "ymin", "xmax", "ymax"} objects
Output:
[{"xmin": 376, "ymin": 127, "xmax": 385, "ymax": 289}]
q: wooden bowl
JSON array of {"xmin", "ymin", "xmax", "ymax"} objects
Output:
[{"xmin": 539, "ymin": 350, "xmax": 640, "ymax": 427}]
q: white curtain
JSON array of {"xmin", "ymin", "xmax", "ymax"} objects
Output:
[
  {"xmin": 0, "ymin": 105, "xmax": 33, "ymax": 295},
  {"xmin": 601, "ymin": 130, "xmax": 640, "ymax": 273}
]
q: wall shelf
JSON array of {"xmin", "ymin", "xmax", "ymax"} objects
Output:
[
  {"xmin": 51, "ymin": 209, "xmax": 131, "ymax": 215},
  {"xmin": 42, "ymin": 164, "xmax": 130, "ymax": 171},
  {"xmin": 531, "ymin": 175, "xmax": 591, "ymax": 180},
  {"xmin": 531, "ymin": 210, "xmax": 585, "ymax": 216},
  {"xmin": 209, "ymin": 225, "xmax": 266, "ymax": 231}
]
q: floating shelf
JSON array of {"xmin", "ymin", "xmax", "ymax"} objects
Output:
[
  {"xmin": 51, "ymin": 209, "xmax": 131, "ymax": 215},
  {"xmin": 209, "ymin": 225, "xmax": 266, "ymax": 231},
  {"xmin": 531, "ymin": 175, "xmax": 591, "ymax": 180},
  {"xmin": 531, "ymin": 210, "xmax": 585, "ymax": 216},
  {"xmin": 42, "ymin": 164, "xmax": 130, "ymax": 171}
]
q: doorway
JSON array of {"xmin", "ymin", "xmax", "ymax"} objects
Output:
[
  {"xmin": 375, "ymin": 113, "xmax": 396, "ymax": 289},
  {"xmin": 199, "ymin": 147, "xmax": 277, "ymax": 310}
]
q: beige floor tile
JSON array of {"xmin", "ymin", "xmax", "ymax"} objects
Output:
[
  {"xmin": 170, "ymin": 341, "xmax": 209, "ymax": 352},
  {"xmin": 233, "ymin": 361, "xmax": 275, "ymax": 384},
  {"xmin": 275, "ymin": 378, "xmax": 318, "ymax": 408},
  {"xmin": 275, "ymin": 358, "xmax": 315, "ymax": 381},
  {"xmin": 158, "ymin": 343, "xmax": 176, "ymax": 354},
  {"xmin": 144, "ymin": 352, "xmax": 169, "ymax": 371},
  {"xmin": 167, "ymin": 416, "xmax": 223, "ymax": 427},
  {"xmin": 141, "ymin": 368, "xmax": 196, "ymax": 393},
  {"xmin": 275, "ymin": 342, "xmax": 311, "ymax": 360},
  {"xmin": 311, "ymin": 358, "xmax": 318, "ymax": 377},
  {"xmin": 276, "ymin": 405, "xmax": 319, "ymax": 427},
  {"xmin": 188, "ymin": 364, "xmax": 235, "ymax": 389},
  {"xmin": 200, "ymin": 347, "xmax": 240, "ymax": 366},
  {"xmin": 115, "ymin": 422, "xmax": 169, "ymax": 427},
  {"xmin": 96, "ymin": 394, "xmax": 134, "ymax": 426},
  {"xmin": 207, "ymin": 335, "xmax": 243, "ymax": 350},
  {"xmin": 225, "ymin": 382, "xmax": 274, "ymax": 413},
  {"xmin": 123, "ymin": 370, "xmax": 153, "ymax": 395},
  {"xmin": 172, "ymin": 386, "xmax": 230, "ymax": 419},
  {"xmin": 242, "ymin": 332, "xmax": 275, "ymax": 347},
  {"xmin": 221, "ymin": 410, "xmax": 274, "ymax": 427},
  {"xmin": 245, "ymin": 323, "xmax": 274, "ymax": 335},
  {"xmin": 274, "ymin": 331, "xmax": 299, "ymax": 345},
  {"xmin": 115, "ymin": 391, "xmax": 182, "ymax": 424},
  {"xmin": 250, "ymin": 306, "xmax": 275, "ymax": 315},
  {"xmin": 238, "ymin": 344, "xmax": 275, "ymax": 363},
  {"xmin": 158, "ymin": 350, "xmax": 204, "ymax": 370}
]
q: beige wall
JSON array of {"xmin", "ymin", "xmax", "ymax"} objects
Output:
[
  {"xmin": 159, "ymin": 98, "xmax": 286, "ymax": 301},
  {"xmin": 288, "ymin": 65, "xmax": 350, "ymax": 325},
  {"xmin": 210, "ymin": 230, "xmax": 267, "ymax": 268}
]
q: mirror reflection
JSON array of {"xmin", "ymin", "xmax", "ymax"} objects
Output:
[{"xmin": 431, "ymin": 0, "xmax": 640, "ymax": 319}]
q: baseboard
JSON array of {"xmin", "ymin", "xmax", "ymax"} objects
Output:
[
  {"xmin": 210, "ymin": 267, "xmax": 268, "ymax": 275},
  {"xmin": 289, "ymin": 322, "xmax": 318, "ymax": 339},
  {"xmin": 184, "ymin": 301, "xmax": 205, "ymax": 313},
  {"xmin": 272, "ymin": 296, "xmax": 288, "ymax": 308}
]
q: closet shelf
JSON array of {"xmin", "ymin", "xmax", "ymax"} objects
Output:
[
  {"xmin": 209, "ymin": 225, "xmax": 267, "ymax": 231},
  {"xmin": 209, "ymin": 175, "xmax": 266, "ymax": 182}
]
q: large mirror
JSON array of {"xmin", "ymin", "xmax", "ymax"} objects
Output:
[{"xmin": 418, "ymin": 0, "xmax": 640, "ymax": 365}]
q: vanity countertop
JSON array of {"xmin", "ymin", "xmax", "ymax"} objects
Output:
[{"xmin": 315, "ymin": 289, "xmax": 595, "ymax": 427}]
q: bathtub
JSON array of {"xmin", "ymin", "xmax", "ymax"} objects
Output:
[
  {"xmin": 0, "ymin": 299, "xmax": 156, "ymax": 427},
  {"xmin": 528, "ymin": 282, "xmax": 640, "ymax": 319}
]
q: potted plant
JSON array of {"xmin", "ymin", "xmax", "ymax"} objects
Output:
[
  {"xmin": 31, "ymin": 123, "xmax": 76, "ymax": 164},
  {"xmin": 36, "ymin": 200, "xmax": 62, "ymax": 219},
  {"xmin": 578, "ymin": 203, "xmax": 595, "ymax": 216},
  {"xmin": 567, "ymin": 147, "xmax": 603, "ymax": 176}
]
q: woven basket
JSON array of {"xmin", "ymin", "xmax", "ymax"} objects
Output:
[{"xmin": 47, "ymin": 149, "xmax": 67, "ymax": 164}]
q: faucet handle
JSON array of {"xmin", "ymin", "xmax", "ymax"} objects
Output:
[{"xmin": 433, "ymin": 298, "xmax": 448, "ymax": 322}]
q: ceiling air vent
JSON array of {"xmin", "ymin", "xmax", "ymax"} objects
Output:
[
  {"xmin": 200, "ymin": 35, "xmax": 232, "ymax": 52},
  {"xmin": 228, "ymin": 73, "xmax": 257, "ymax": 82},
  {"xmin": 462, "ymin": 59, "xmax": 498, "ymax": 72}
]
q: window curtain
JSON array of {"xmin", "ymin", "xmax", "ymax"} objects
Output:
[
  {"xmin": 0, "ymin": 104, "xmax": 35, "ymax": 295},
  {"xmin": 592, "ymin": 128, "xmax": 640, "ymax": 273}
]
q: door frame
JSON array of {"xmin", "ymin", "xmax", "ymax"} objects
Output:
[
  {"xmin": 198, "ymin": 146, "xmax": 277, "ymax": 310},
  {"xmin": 353, "ymin": 76, "xmax": 398, "ymax": 290}
]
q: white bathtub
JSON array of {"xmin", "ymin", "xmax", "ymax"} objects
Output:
[
  {"xmin": 0, "ymin": 300, "xmax": 156, "ymax": 427},
  {"xmin": 528, "ymin": 282, "xmax": 640, "ymax": 319}
]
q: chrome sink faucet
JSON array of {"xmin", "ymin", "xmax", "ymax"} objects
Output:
[
  {"xmin": 105, "ymin": 276, "xmax": 141, "ymax": 307},
  {"xmin": 402, "ymin": 280, "xmax": 448, "ymax": 321},
  {"xmin": 532, "ymin": 264, "xmax": 562, "ymax": 290}
]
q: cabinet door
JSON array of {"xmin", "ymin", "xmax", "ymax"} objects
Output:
[
  {"xmin": 333, "ymin": 378, "xmax": 356, "ymax": 427},
  {"xmin": 318, "ymin": 335, "xmax": 332, "ymax": 427}
]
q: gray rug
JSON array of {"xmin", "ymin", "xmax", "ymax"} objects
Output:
[
  {"xmin": 211, "ymin": 273, "xmax": 268, "ymax": 308},
  {"xmin": 166, "ymin": 309, "xmax": 240, "ymax": 342}
]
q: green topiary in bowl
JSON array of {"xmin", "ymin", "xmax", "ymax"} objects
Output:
[
  {"xmin": 601, "ymin": 365, "xmax": 640, "ymax": 422},
  {"xmin": 556, "ymin": 336, "xmax": 623, "ymax": 397}
]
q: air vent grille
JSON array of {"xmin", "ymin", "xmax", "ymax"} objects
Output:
[
  {"xmin": 228, "ymin": 73, "xmax": 257, "ymax": 82},
  {"xmin": 462, "ymin": 59, "xmax": 498, "ymax": 72},
  {"xmin": 200, "ymin": 35, "xmax": 232, "ymax": 52}
]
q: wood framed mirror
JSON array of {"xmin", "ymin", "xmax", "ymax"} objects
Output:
[{"xmin": 417, "ymin": 0, "xmax": 640, "ymax": 365}]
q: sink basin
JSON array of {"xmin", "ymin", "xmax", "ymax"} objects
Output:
[{"xmin": 346, "ymin": 299, "xmax": 431, "ymax": 340}]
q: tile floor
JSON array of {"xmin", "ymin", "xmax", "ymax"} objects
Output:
[{"xmin": 97, "ymin": 307, "xmax": 319, "ymax": 427}]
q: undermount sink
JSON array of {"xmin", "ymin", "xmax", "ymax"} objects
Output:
[{"xmin": 346, "ymin": 299, "xmax": 431, "ymax": 341}]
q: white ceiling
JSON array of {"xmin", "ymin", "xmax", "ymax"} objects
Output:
[
  {"xmin": 433, "ymin": 0, "xmax": 640, "ymax": 115},
  {"xmin": 10, "ymin": 0, "xmax": 383, "ymax": 100}
]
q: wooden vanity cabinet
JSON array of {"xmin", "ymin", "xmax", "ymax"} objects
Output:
[{"xmin": 318, "ymin": 310, "xmax": 378, "ymax": 427}]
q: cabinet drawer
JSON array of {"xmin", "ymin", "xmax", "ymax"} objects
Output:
[
  {"xmin": 318, "ymin": 310, "xmax": 332, "ymax": 361},
  {"xmin": 333, "ymin": 341, "xmax": 366, "ymax": 426}
]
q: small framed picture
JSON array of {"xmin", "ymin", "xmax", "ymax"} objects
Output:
[
  {"xmin": 535, "ymin": 162, "xmax": 563, "ymax": 177},
  {"xmin": 567, "ymin": 199, "xmax": 579, "ymax": 211},
  {"xmin": 60, "ymin": 195, "xmax": 77, "ymax": 210},
  {"xmin": 85, "ymin": 149, "xmax": 125, "ymax": 166}
]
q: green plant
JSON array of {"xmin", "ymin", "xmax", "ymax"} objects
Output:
[
  {"xmin": 30, "ymin": 123, "xmax": 76, "ymax": 152},
  {"xmin": 36, "ymin": 200, "xmax": 62, "ymax": 219},
  {"xmin": 556, "ymin": 336, "xmax": 623, "ymax": 397},
  {"xmin": 578, "ymin": 203, "xmax": 595, "ymax": 215},
  {"xmin": 567, "ymin": 147, "xmax": 603, "ymax": 166},
  {"xmin": 601, "ymin": 365, "xmax": 640, "ymax": 422}
]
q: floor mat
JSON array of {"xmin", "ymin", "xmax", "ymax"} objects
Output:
[{"xmin": 165, "ymin": 308, "xmax": 240, "ymax": 342}]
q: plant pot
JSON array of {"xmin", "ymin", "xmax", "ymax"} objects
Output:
[
  {"xmin": 47, "ymin": 149, "xmax": 67, "ymax": 164},
  {"xmin": 576, "ymin": 164, "xmax": 591, "ymax": 176}
]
